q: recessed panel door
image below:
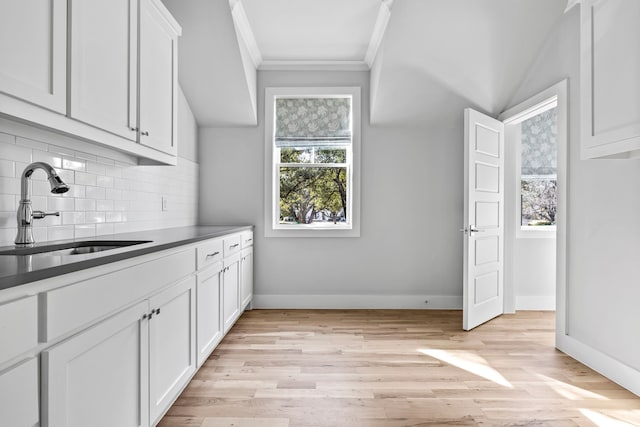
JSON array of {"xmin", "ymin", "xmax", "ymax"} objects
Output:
[{"xmin": 463, "ymin": 108, "xmax": 505, "ymax": 330}]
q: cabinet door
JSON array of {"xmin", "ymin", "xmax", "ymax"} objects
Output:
[
  {"xmin": 0, "ymin": 0, "xmax": 66, "ymax": 113},
  {"xmin": 222, "ymin": 257, "xmax": 241, "ymax": 334},
  {"xmin": 68, "ymin": 0, "xmax": 137, "ymax": 140},
  {"xmin": 138, "ymin": 0, "xmax": 179, "ymax": 155},
  {"xmin": 240, "ymin": 247, "xmax": 253, "ymax": 310},
  {"xmin": 42, "ymin": 301, "xmax": 149, "ymax": 427},
  {"xmin": 581, "ymin": 0, "xmax": 640, "ymax": 158},
  {"xmin": 0, "ymin": 357, "xmax": 39, "ymax": 427},
  {"xmin": 197, "ymin": 263, "xmax": 223, "ymax": 367},
  {"xmin": 148, "ymin": 276, "xmax": 196, "ymax": 425}
]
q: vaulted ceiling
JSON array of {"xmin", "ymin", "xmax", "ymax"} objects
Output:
[{"xmin": 161, "ymin": 0, "xmax": 567, "ymax": 128}]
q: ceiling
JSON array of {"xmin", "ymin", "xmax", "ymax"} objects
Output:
[{"xmin": 161, "ymin": 0, "xmax": 568, "ymax": 128}]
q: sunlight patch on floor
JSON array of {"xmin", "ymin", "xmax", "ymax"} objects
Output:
[
  {"xmin": 418, "ymin": 349, "xmax": 513, "ymax": 388},
  {"xmin": 537, "ymin": 374, "xmax": 608, "ymax": 401},
  {"xmin": 579, "ymin": 409, "xmax": 637, "ymax": 426}
]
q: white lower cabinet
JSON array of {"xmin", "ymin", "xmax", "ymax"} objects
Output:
[
  {"xmin": 222, "ymin": 253, "xmax": 241, "ymax": 334},
  {"xmin": 149, "ymin": 276, "xmax": 196, "ymax": 425},
  {"xmin": 240, "ymin": 246, "xmax": 253, "ymax": 310},
  {"xmin": 0, "ymin": 357, "xmax": 39, "ymax": 427},
  {"xmin": 196, "ymin": 262, "xmax": 223, "ymax": 367},
  {"xmin": 42, "ymin": 275, "xmax": 196, "ymax": 427},
  {"xmin": 42, "ymin": 300, "xmax": 150, "ymax": 427}
]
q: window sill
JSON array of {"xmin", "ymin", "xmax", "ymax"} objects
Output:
[
  {"xmin": 265, "ymin": 225, "xmax": 360, "ymax": 238},
  {"xmin": 516, "ymin": 226, "xmax": 556, "ymax": 239}
]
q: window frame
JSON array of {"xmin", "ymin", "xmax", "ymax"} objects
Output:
[
  {"xmin": 501, "ymin": 83, "xmax": 567, "ymax": 240},
  {"xmin": 264, "ymin": 87, "xmax": 361, "ymax": 238}
]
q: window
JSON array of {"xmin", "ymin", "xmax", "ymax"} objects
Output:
[{"xmin": 264, "ymin": 87, "xmax": 361, "ymax": 237}]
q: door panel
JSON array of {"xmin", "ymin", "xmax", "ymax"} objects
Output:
[{"xmin": 463, "ymin": 108, "xmax": 505, "ymax": 330}]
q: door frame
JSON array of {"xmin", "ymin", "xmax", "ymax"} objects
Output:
[{"xmin": 498, "ymin": 80, "xmax": 568, "ymax": 342}]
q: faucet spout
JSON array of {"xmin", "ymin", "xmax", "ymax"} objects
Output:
[{"xmin": 15, "ymin": 162, "xmax": 70, "ymax": 246}]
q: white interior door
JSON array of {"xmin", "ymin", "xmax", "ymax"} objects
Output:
[{"xmin": 463, "ymin": 108, "xmax": 505, "ymax": 330}]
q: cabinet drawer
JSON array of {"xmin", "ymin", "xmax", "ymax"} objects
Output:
[
  {"xmin": 241, "ymin": 230, "xmax": 253, "ymax": 248},
  {"xmin": 196, "ymin": 238, "xmax": 223, "ymax": 270},
  {"xmin": 0, "ymin": 357, "xmax": 39, "ymax": 427},
  {"xmin": 0, "ymin": 296, "xmax": 37, "ymax": 365},
  {"xmin": 224, "ymin": 235, "xmax": 241, "ymax": 257},
  {"xmin": 41, "ymin": 249, "xmax": 195, "ymax": 342}
]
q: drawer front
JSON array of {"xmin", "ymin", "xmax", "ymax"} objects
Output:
[
  {"xmin": 0, "ymin": 296, "xmax": 37, "ymax": 365},
  {"xmin": 196, "ymin": 238, "xmax": 223, "ymax": 270},
  {"xmin": 241, "ymin": 230, "xmax": 253, "ymax": 248},
  {"xmin": 42, "ymin": 249, "xmax": 195, "ymax": 342},
  {"xmin": 0, "ymin": 357, "xmax": 39, "ymax": 427},
  {"xmin": 224, "ymin": 234, "xmax": 241, "ymax": 257}
]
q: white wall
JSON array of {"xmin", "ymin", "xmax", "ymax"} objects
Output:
[
  {"xmin": 199, "ymin": 70, "xmax": 464, "ymax": 308},
  {"xmin": 0, "ymin": 86, "xmax": 199, "ymax": 245},
  {"xmin": 508, "ymin": 7, "xmax": 640, "ymax": 385}
]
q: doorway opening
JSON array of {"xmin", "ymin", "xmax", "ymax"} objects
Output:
[{"xmin": 499, "ymin": 80, "xmax": 567, "ymax": 320}]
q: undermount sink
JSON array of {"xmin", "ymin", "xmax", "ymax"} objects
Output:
[{"xmin": 0, "ymin": 240, "xmax": 152, "ymax": 256}]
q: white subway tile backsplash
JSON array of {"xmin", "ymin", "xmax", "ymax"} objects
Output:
[
  {"xmin": 62, "ymin": 158, "xmax": 86, "ymax": 172},
  {"xmin": 96, "ymin": 199, "xmax": 114, "ymax": 211},
  {"xmin": 75, "ymin": 172, "xmax": 97, "ymax": 186},
  {"xmin": 96, "ymin": 175, "xmax": 114, "ymax": 188},
  {"xmin": 85, "ymin": 212, "xmax": 105, "ymax": 224},
  {"xmin": 75, "ymin": 224, "xmax": 96, "ymax": 239},
  {"xmin": 0, "ymin": 142, "xmax": 31, "ymax": 163},
  {"xmin": 96, "ymin": 223, "xmax": 114, "ymax": 235},
  {"xmin": 86, "ymin": 186, "xmax": 106, "ymax": 200},
  {"xmin": 0, "ymin": 126, "xmax": 198, "ymax": 245},
  {"xmin": 0, "ymin": 177, "xmax": 20, "ymax": 194},
  {"xmin": 33, "ymin": 150, "xmax": 62, "ymax": 168},
  {"xmin": 62, "ymin": 211, "xmax": 85, "ymax": 225},
  {"xmin": 0, "ymin": 194, "xmax": 15, "ymax": 211},
  {"xmin": 47, "ymin": 196, "xmax": 74, "ymax": 212},
  {"xmin": 75, "ymin": 198, "xmax": 96, "ymax": 211},
  {"xmin": 47, "ymin": 226, "xmax": 74, "ymax": 241},
  {"xmin": 0, "ymin": 159, "xmax": 14, "ymax": 177}
]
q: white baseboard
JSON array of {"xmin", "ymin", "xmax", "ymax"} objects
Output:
[
  {"xmin": 557, "ymin": 334, "xmax": 640, "ymax": 397},
  {"xmin": 515, "ymin": 295, "xmax": 556, "ymax": 310},
  {"xmin": 252, "ymin": 294, "xmax": 462, "ymax": 310}
]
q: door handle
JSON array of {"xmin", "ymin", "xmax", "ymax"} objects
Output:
[{"xmin": 460, "ymin": 226, "xmax": 484, "ymax": 234}]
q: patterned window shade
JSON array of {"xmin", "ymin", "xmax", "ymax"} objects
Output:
[
  {"xmin": 275, "ymin": 97, "xmax": 352, "ymax": 147},
  {"xmin": 521, "ymin": 107, "xmax": 557, "ymax": 177}
]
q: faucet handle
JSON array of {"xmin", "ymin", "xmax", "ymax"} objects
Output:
[{"xmin": 33, "ymin": 211, "xmax": 61, "ymax": 219}]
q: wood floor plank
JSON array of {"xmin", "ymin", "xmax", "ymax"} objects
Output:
[{"xmin": 158, "ymin": 310, "xmax": 640, "ymax": 427}]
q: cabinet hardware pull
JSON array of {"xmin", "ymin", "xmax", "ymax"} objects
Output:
[
  {"xmin": 141, "ymin": 131, "xmax": 149, "ymax": 136},
  {"xmin": 206, "ymin": 251, "xmax": 220, "ymax": 258},
  {"xmin": 142, "ymin": 313, "xmax": 148, "ymax": 320},
  {"xmin": 230, "ymin": 243, "xmax": 239, "ymax": 248},
  {"xmin": 246, "ymin": 238, "xmax": 252, "ymax": 242},
  {"xmin": 130, "ymin": 127, "xmax": 138, "ymax": 132},
  {"xmin": 155, "ymin": 308, "xmax": 161, "ymax": 315}
]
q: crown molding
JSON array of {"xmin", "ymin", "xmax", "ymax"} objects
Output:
[
  {"xmin": 364, "ymin": 0, "xmax": 394, "ymax": 68},
  {"xmin": 564, "ymin": 0, "xmax": 581, "ymax": 13},
  {"xmin": 259, "ymin": 60, "xmax": 370, "ymax": 72},
  {"xmin": 229, "ymin": 0, "xmax": 263, "ymax": 68}
]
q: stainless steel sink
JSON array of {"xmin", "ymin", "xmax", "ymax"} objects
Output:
[{"xmin": 0, "ymin": 240, "xmax": 152, "ymax": 256}]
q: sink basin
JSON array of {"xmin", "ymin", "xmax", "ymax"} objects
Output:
[{"xmin": 0, "ymin": 240, "xmax": 152, "ymax": 256}]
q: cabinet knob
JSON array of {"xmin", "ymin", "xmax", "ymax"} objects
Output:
[{"xmin": 141, "ymin": 131, "xmax": 149, "ymax": 136}]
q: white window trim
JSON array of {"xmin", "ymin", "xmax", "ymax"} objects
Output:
[
  {"xmin": 264, "ymin": 86, "xmax": 361, "ymax": 238},
  {"xmin": 500, "ymin": 81, "xmax": 567, "ymax": 240}
]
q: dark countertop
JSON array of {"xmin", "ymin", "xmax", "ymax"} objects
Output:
[{"xmin": 0, "ymin": 225, "xmax": 253, "ymax": 291}]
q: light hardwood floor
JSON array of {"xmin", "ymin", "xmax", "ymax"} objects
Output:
[{"xmin": 159, "ymin": 310, "xmax": 640, "ymax": 426}]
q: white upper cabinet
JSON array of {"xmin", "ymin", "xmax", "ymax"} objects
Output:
[
  {"xmin": 0, "ymin": 0, "xmax": 181, "ymax": 163},
  {"xmin": 139, "ymin": 0, "xmax": 180, "ymax": 156},
  {"xmin": 581, "ymin": 0, "xmax": 640, "ymax": 159},
  {"xmin": 0, "ymin": 0, "xmax": 66, "ymax": 113},
  {"xmin": 68, "ymin": 0, "xmax": 138, "ymax": 141}
]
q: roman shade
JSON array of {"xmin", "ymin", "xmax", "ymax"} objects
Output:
[
  {"xmin": 521, "ymin": 107, "xmax": 557, "ymax": 177},
  {"xmin": 274, "ymin": 97, "xmax": 351, "ymax": 148}
]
